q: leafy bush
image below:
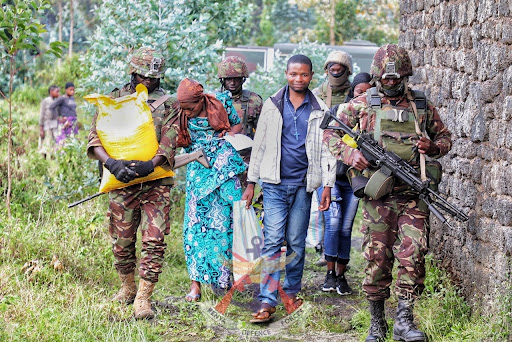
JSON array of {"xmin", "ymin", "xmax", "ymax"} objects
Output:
[
  {"xmin": 11, "ymin": 56, "xmax": 88, "ymax": 107},
  {"xmin": 246, "ymin": 39, "xmax": 360, "ymax": 101},
  {"xmin": 80, "ymin": 0, "xmax": 252, "ymax": 95}
]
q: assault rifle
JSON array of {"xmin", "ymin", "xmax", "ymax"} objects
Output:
[
  {"xmin": 320, "ymin": 112, "xmax": 469, "ymax": 227},
  {"xmin": 68, "ymin": 148, "xmax": 211, "ymax": 208}
]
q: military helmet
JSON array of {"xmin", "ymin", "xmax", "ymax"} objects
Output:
[
  {"xmin": 370, "ymin": 44, "xmax": 413, "ymax": 80},
  {"xmin": 128, "ymin": 47, "xmax": 166, "ymax": 78},
  {"xmin": 323, "ymin": 50, "xmax": 353, "ymax": 75},
  {"xmin": 217, "ymin": 56, "xmax": 249, "ymax": 79}
]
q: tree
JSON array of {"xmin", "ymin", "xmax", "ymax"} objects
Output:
[
  {"xmin": 295, "ymin": 0, "xmax": 399, "ymax": 46},
  {"xmin": 255, "ymin": 0, "xmax": 316, "ymax": 46},
  {"xmin": 82, "ymin": 0, "xmax": 252, "ymax": 94},
  {"xmin": 68, "ymin": 0, "xmax": 73, "ymax": 57},
  {"xmin": 0, "ymin": 0, "xmax": 66, "ymax": 219}
]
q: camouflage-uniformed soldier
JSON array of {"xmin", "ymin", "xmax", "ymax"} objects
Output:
[
  {"xmin": 87, "ymin": 46, "xmax": 179, "ymax": 320},
  {"xmin": 313, "ymin": 50, "xmax": 353, "ymax": 108},
  {"xmin": 218, "ymin": 56, "xmax": 263, "ymax": 187},
  {"xmin": 218, "ymin": 56, "xmax": 262, "ymax": 139},
  {"xmin": 323, "ymin": 44, "xmax": 451, "ymax": 342}
]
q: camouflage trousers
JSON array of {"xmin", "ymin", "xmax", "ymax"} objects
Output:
[
  {"xmin": 361, "ymin": 191, "xmax": 429, "ymax": 301},
  {"xmin": 107, "ymin": 181, "xmax": 171, "ymax": 283}
]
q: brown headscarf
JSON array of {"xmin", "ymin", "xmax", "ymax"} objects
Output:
[{"xmin": 176, "ymin": 78, "xmax": 231, "ymax": 147}]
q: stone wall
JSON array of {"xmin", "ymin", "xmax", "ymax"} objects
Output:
[{"xmin": 399, "ymin": 0, "xmax": 512, "ymax": 308}]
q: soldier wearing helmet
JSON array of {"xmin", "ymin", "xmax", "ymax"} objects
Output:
[
  {"xmin": 87, "ymin": 46, "xmax": 179, "ymax": 320},
  {"xmin": 313, "ymin": 50, "xmax": 353, "ymax": 108},
  {"xmin": 217, "ymin": 56, "xmax": 263, "ymax": 187},
  {"xmin": 323, "ymin": 44, "xmax": 452, "ymax": 342}
]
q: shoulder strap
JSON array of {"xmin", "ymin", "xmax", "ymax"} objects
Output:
[
  {"xmin": 241, "ymin": 89, "xmax": 251, "ymax": 102},
  {"xmin": 407, "ymin": 89, "xmax": 427, "ymax": 181},
  {"xmin": 240, "ymin": 90, "xmax": 251, "ymax": 135},
  {"xmin": 148, "ymin": 95, "xmax": 171, "ymax": 112},
  {"xmin": 326, "ymin": 86, "xmax": 332, "ymax": 108},
  {"xmin": 411, "ymin": 90, "xmax": 427, "ymax": 132}
]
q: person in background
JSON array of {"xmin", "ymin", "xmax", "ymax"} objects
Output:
[
  {"xmin": 50, "ymin": 81, "xmax": 78, "ymax": 146},
  {"xmin": 345, "ymin": 72, "xmax": 372, "ymax": 102},
  {"xmin": 39, "ymin": 85, "xmax": 60, "ymax": 158},
  {"xmin": 217, "ymin": 56, "xmax": 263, "ymax": 189},
  {"xmin": 319, "ymin": 72, "xmax": 372, "ymax": 296},
  {"xmin": 177, "ymin": 78, "xmax": 245, "ymax": 302},
  {"xmin": 313, "ymin": 50, "xmax": 353, "ymax": 108},
  {"xmin": 243, "ymin": 54, "xmax": 336, "ymax": 323},
  {"xmin": 313, "ymin": 50, "xmax": 354, "ymax": 266}
]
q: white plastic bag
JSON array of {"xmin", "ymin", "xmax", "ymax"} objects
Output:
[
  {"xmin": 232, "ymin": 201, "xmax": 264, "ymax": 284},
  {"xmin": 306, "ymin": 190, "xmax": 325, "ymax": 248}
]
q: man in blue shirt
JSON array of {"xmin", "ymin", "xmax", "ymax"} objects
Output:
[{"xmin": 243, "ymin": 55, "xmax": 336, "ymax": 323}]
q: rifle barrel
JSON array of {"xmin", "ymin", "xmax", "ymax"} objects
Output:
[
  {"xmin": 68, "ymin": 192, "xmax": 104, "ymax": 208},
  {"xmin": 322, "ymin": 112, "xmax": 469, "ymax": 225}
]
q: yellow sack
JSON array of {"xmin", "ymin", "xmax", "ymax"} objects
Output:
[{"xmin": 84, "ymin": 84, "xmax": 175, "ymax": 193}]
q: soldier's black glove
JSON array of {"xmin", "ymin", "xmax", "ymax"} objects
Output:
[
  {"xmin": 131, "ymin": 160, "xmax": 154, "ymax": 178},
  {"xmin": 104, "ymin": 158, "xmax": 136, "ymax": 183}
]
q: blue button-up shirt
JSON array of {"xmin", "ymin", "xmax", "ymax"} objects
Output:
[{"xmin": 280, "ymin": 86, "xmax": 312, "ymax": 185}]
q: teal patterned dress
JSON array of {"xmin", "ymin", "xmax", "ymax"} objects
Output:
[{"xmin": 183, "ymin": 91, "xmax": 246, "ymax": 288}]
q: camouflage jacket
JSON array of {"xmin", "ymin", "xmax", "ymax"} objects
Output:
[
  {"xmin": 323, "ymin": 89, "xmax": 452, "ymax": 169},
  {"xmin": 87, "ymin": 84, "xmax": 180, "ymax": 181},
  {"xmin": 230, "ymin": 89, "xmax": 263, "ymax": 138},
  {"xmin": 312, "ymin": 81, "xmax": 350, "ymax": 108}
]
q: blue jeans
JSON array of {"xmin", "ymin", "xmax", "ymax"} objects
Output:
[
  {"xmin": 258, "ymin": 183, "xmax": 312, "ymax": 307},
  {"xmin": 317, "ymin": 179, "xmax": 359, "ymax": 263}
]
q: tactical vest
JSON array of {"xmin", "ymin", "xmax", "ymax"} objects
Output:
[
  {"xmin": 233, "ymin": 89, "xmax": 256, "ymax": 138},
  {"xmin": 366, "ymin": 87, "xmax": 427, "ymax": 163},
  {"xmin": 319, "ymin": 81, "xmax": 348, "ymax": 108}
]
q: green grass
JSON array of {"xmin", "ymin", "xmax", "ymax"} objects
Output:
[{"xmin": 0, "ymin": 101, "xmax": 510, "ymax": 341}]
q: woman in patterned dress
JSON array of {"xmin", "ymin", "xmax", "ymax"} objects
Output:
[{"xmin": 176, "ymin": 78, "xmax": 245, "ymax": 301}]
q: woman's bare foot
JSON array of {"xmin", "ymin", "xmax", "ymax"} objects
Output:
[{"xmin": 185, "ymin": 280, "xmax": 201, "ymax": 302}]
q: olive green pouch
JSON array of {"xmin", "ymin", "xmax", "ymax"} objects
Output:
[
  {"xmin": 364, "ymin": 167, "xmax": 394, "ymax": 200},
  {"xmin": 425, "ymin": 160, "xmax": 442, "ymax": 191}
]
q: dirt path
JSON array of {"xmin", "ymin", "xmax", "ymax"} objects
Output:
[{"xmin": 156, "ymin": 237, "xmax": 373, "ymax": 341}]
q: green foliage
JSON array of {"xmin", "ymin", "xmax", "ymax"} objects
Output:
[
  {"xmin": 416, "ymin": 256, "xmax": 511, "ymax": 341},
  {"xmin": 313, "ymin": 0, "xmax": 399, "ymax": 46},
  {"xmin": 246, "ymin": 39, "xmax": 333, "ymax": 100},
  {"xmin": 0, "ymin": 0, "xmax": 67, "ymax": 91},
  {"xmin": 254, "ymin": 0, "xmax": 316, "ymax": 46},
  {"xmin": 81, "ymin": 0, "xmax": 252, "ymax": 95}
]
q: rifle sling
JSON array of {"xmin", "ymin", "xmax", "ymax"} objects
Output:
[
  {"xmin": 407, "ymin": 90, "xmax": 427, "ymax": 182},
  {"xmin": 149, "ymin": 95, "xmax": 171, "ymax": 112}
]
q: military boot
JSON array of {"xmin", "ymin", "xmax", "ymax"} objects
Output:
[
  {"xmin": 392, "ymin": 298, "xmax": 427, "ymax": 341},
  {"xmin": 112, "ymin": 272, "xmax": 137, "ymax": 304},
  {"xmin": 134, "ymin": 279, "xmax": 156, "ymax": 319},
  {"xmin": 365, "ymin": 300, "xmax": 387, "ymax": 342}
]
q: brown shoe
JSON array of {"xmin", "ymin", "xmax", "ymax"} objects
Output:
[
  {"xmin": 134, "ymin": 279, "xmax": 156, "ymax": 319},
  {"xmin": 250, "ymin": 306, "xmax": 276, "ymax": 323},
  {"xmin": 112, "ymin": 272, "xmax": 137, "ymax": 304}
]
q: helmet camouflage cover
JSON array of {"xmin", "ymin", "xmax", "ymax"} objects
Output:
[
  {"xmin": 323, "ymin": 50, "xmax": 353, "ymax": 74},
  {"xmin": 128, "ymin": 47, "xmax": 166, "ymax": 78},
  {"xmin": 370, "ymin": 44, "xmax": 413, "ymax": 80},
  {"xmin": 217, "ymin": 56, "xmax": 249, "ymax": 79}
]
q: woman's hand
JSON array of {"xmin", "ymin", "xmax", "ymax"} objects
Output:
[{"xmin": 318, "ymin": 187, "xmax": 331, "ymax": 211}]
